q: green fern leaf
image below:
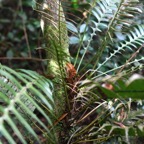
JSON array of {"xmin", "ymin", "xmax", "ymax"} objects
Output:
[{"xmin": 0, "ymin": 64, "xmax": 56, "ymax": 143}]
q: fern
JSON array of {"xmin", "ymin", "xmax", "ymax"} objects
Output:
[
  {"xmin": 0, "ymin": 64, "xmax": 57, "ymax": 143},
  {"xmin": 92, "ymin": 25, "xmax": 144, "ymax": 77},
  {"xmin": 68, "ymin": 0, "xmax": 143, "ymax": 76},
  {"xmin": 69, "ymin": 75, "xmax": 144, "ymax": 143},
  {"xmin": 66, "ymin": 0, "xmax": 144, "ymax": 143},
  {"xmin": 1, "ymin": 0, "xmax": 144, "ymax": 143}
]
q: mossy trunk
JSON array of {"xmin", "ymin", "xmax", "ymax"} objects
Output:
[
  {"xmin": 41, "ymin": 0, "xmax": 70, "ymax": 120},
  {"xmin": 39, "ymin": 0, "xmax": 70, "ymax": 143}
]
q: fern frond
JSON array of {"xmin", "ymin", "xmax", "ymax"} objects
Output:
[
  {"xmin": 112, "ymin": 0, "xmax": 142, "ymax": 28},
  {"xmin": 70, "ymin": 75, "xmax": 144, "ymax": 143},
  {"xmin": 71, "ymin": 0, "xmax": 142, "ymax": 73},
  {"xmin": 0, "ymin": 64, "xmax": 56, "ymax": 143},
  {"xmin": 91, "ymin": 25, "xmax": 144, "ymax": 76},
  {"xmin": 75, "ymin": 0, "xmax": 116, "ymax": 71}
]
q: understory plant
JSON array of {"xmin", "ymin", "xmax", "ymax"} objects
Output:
[{"xmin": 0, "ymin": 0, "xmax": 144, "ymax": 144}]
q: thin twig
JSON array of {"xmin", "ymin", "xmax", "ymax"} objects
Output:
[
  {"xmin": 0, "ymin": 57, "xmax": 47, "ymax": 62},
  {"xmin": 19, "ymin": 0, "xmax": 32, "ymax": 58},
  {"xmin": 23, "ymin": 25, "xmax": 32, "ymax": 57}
]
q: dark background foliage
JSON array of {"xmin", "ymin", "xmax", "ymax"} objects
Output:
[{"xmin": 0, "ymin": 0, "xmax": 45, "ymax": 72}]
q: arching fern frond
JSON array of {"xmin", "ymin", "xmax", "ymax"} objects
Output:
[
  {"xmin": 0, "ymin": 64, "xmax": 57, "ymax": 143},
  {"xmin": 70, "ymin": 74, "xmax": 144, "ymax": 143},
  {"xmin": 75, "ymin": 0, "xmax": 116, "ymax": 71},
  {"xmin": 71, "ymin": 0, "xmax": 142, "ymax": 73},
  {"xmin": 92, "ymin": 25, "xmax": 144, "ymax": 77}
]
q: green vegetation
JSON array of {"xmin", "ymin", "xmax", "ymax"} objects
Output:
[{"xmin": 0, "ymin": 0, "xmax": 144, "ymax": 143}]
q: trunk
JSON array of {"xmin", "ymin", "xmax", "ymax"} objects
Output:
[{"xmin": 39, "ymin": 0, "xmax": 70, "ymax": 142}]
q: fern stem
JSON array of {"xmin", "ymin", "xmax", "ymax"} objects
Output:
[
  {"xmin": 91, "ymin": 58, "xmax": 144, "ymax": 79},
  {"xmin": 76, "ymin": 0, "xmax": 98, "ymax": 72},
  {"xmin": 89, "ymin": 0, "xmax": 124, "ymax": 78}
]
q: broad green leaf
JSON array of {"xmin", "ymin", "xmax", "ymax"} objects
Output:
[
  {"xmin": 66, "ymin": 21, "xmax": 78, "ymax": 33},
  {"xmin": 69, "ymin": 36, "xmax": 80, "ymax": 44}
]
